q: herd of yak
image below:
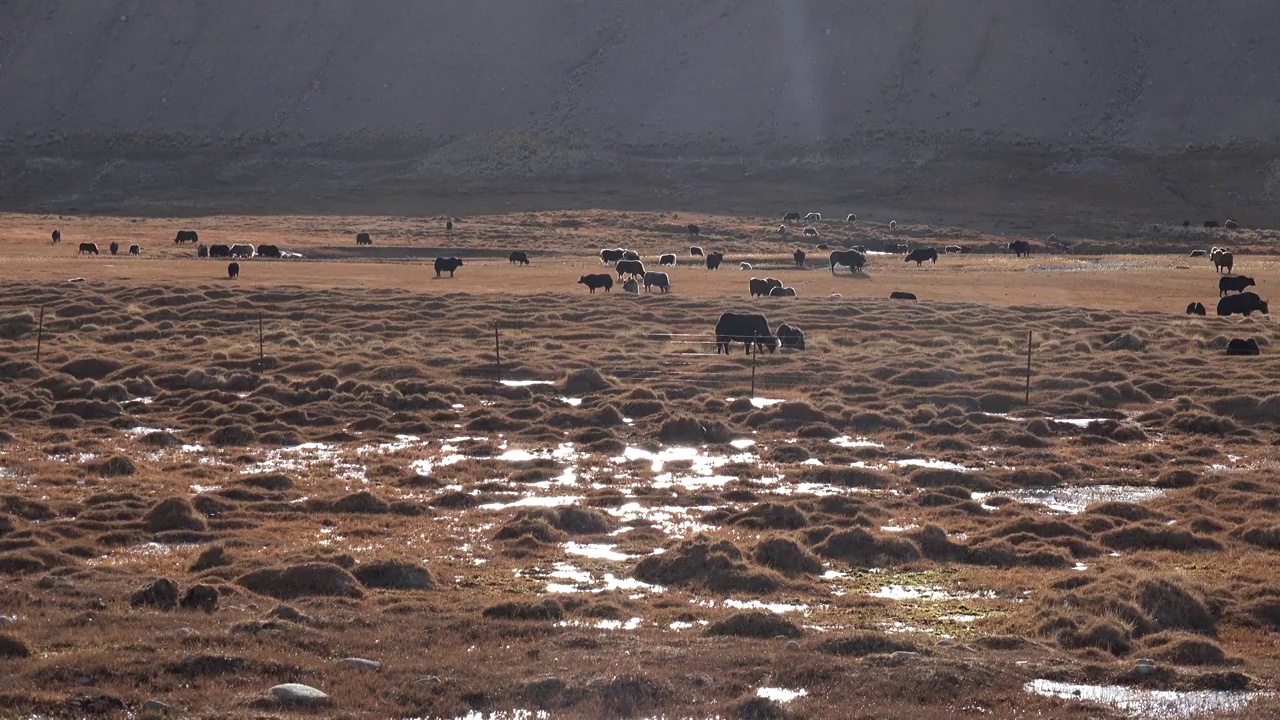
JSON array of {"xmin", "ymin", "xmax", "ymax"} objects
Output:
[{"xmin": 52, "ymin": 218, "xmax": 1267, "ymax": 330}]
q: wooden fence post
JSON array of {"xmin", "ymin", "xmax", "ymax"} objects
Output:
[
  {"xmin": 35, "ymin": 306, "xmax": 45, "ymax": 365},
  {"xmin": 494, "ymin": 324, "xmax": 502, "ymax": 383},
  {"xmin": 1025, "ymin": 330, "xmax": 1033, "ymax": 406}
]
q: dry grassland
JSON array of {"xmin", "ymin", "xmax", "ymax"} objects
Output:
[{"xmin": 0, "ymin": 210, "xmax": 1278, "ymax": 719}]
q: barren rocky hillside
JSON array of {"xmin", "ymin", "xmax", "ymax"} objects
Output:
[{"xmin": 2, "ymin": 0, "xmax": 1279, "ymax": 228}]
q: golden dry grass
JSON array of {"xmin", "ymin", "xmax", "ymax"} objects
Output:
[{"xmin": 0, "ymin": 209, "xmax": 1279, "ymax": 718}]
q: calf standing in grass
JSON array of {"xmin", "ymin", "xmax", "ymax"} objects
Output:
[
  {"xmin": 643, "ymin": 271, "xmax": 671, "ymax": 293},
  {"xmin": 228, "ymin": 262, "xmax": 240, "ymax": 279},
  {"xmin": 578, "ymin": 274, "xmax": 613, "ymax": 293}
]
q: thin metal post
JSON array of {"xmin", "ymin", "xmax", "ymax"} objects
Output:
[
  {"xmin": 1025, "ymin": 330, "xmax": 1033, "ymax": 406},
  {"xmin": 494, "ymin": 324, "xmax": 502, "ymax": 383},
  {"xmin": 35, "ymin": 306, "xmax": 45, "ymax": 365},
  {"xmin": 258, "ymin": 314, "xmax": 264, "ymax": 362},
  {"xmin": 750, "ymin": 338, "xmax": 757, "ymax": 399}
]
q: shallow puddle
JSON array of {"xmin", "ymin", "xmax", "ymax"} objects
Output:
[
  {"xmin": 974, "ymin": 485, "xmax": 1166, "ymax": 514},
  {"xmin": 757, "ymin": 687, "xmax": 808, "ymax": 703},
  {"xmin": 499, "ymin": 380, "xmax": 554, "ymax": 387},
  {"xmin": 556, "ymin": 617, "xmax": 642, "ymax": 631},
  {"xmin": 240, "ymin": 442, "xmax": 367, "ymax": 483},
  {"xmin": 564, "ymin": 542, "xmax": 630, "ymax": 561},
  {"xmin": 479, "ymin": 495, "xmax": 581, "ymax": 511},
  {"xmin": 893, "ymin": 458, "xmax": 974, "ymax": 472},
  {"xmin": 831, "ymin": 436, "xmax": 885, "ymax": 448},
  {"xmin": 541, "ymin": 562, "xmax": 663, "ymax": 595},
  {"xmin": 1025, "ymin": 679, "xmax": 1267, "ymax": 719},
  {"xmin": 693, "ymin": 598, "xmax": 811, "ymax": 615},
  {"xmin": 607, "ymin": 503, "xmax": 717, "ymax": 537},
  {"xmin": 727, "ymin": 396, "xmax": 786, "ymax": 408},
  {"xmin": 870, "ymin": 584, "xmax": 995, "ymax": 601}
]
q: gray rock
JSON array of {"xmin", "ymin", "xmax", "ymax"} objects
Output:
[
  {"xmin": 36, "ymin": 575, "xmax": 60, "ymax": 589},
  {"xmin": 1135, "ymin": 658, "xmax": 1157, "ymax": 675},
  {"xmin": 936, "ymin": 639, "xmax": 956, "ymax": 647},
  {"xmin": 784, "ymin": 640, "xmax": 800, "ymax": 651},
  {"xmin": 891, "ymin": 651, "xmax": 919, "ymax": 661},
  {"xmin": 143, "ymin": 699, "xmax": 170, "ymax": 713},
  {"xmin": 0, "ymin": 615, "xmax": 17, "ymax": 625},
  {"xmin": 412, "ymin": 675, "xmax": 442, "ymax": 685},
  {"xmin": 270, "ymin": 683, "xmax": 330, "ymax": 705},
  {"xmin": 270, "ymin": 604, "xmax": 313, "ymax": 624},
  {"xmin": 176, "ymin": 627, "xmax": 198, "ymax": 638},
  {"xmin": 338, "ymin": 657, "xmax": 381, "ymax": 671}
]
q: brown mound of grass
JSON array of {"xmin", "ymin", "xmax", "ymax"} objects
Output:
[
  {"xmin": 58, "ymin": 357, "xmax": 123, "ymax": 380},
  {"xmin": 331, "ymin": 490, "xmax": 391, "ymax": 513},
  {"xmin": 0, "ymin": 633, "xmax": 32, "ymax": 658},
  {"xmin": 1100, "ymin": 524, "xmax": 1222, "ymax": 553},
  {"xmin": 130, "ymin": 578, "xmax": 180, "ymax": 610},
  {"xmin": 1136, "ymin": 577, "xmax": 1218, "ymax": 634},
  {"xmin": 352, "ymin": 560, "xmax": 434, "ymax": 590},
  {"xmin": 562, "ymin": 367, "xmax": 614, "ymax": 395},
  {"xmin": 752, "ymin": 537, "xmax": 822, "ymax": 575},
  {"xmin": 1143, "ymin": 632, "xmax": 1229, "ymax": 665},
  {"xmin": 819, "ymin": 632, "xmax": 916, "ymax": 656},
  {"xmin": 236, "ymin": 562, "xmax": 364, "ymax": 600},
  {"xmin": 796, "ymin": 466, "xmax": 892, "ymax": 489},
  {"xmin": 705, "ymin": 611, "xmax": 801, "ymax": 639},
  {"xmin": 725, "ymin": 503, "xmax": 809, "ymax": 530},
  {"xmin": 658, "ymin": 415, "xmax": 705, "ymax": 445},
  {"xmin": 634, "ymin": 536, "xmax": 782, "ymax": 594},
  {"xmin": 239, "ymin": 472, "xmax": 294, "ymax": 490},
  {"xmin": 85, "ymin": 455, "xmax": 136, "ymax": 477},
  {"xmin": 143, "ymin": 497, "xmax": 207, "ymax": 533},
  {"xmin": 482, "ymin": 598, "xmax": 563, "ymax": 621},
  {"xmin": 813, "ymin": 526, "xmax": 921, "ymax": 567}
]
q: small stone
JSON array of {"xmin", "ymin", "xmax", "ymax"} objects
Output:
[
  {"xmin": 1135, "ymin": 658, "xmax": 1157, "ymax": 675},
  {"xmin": 180, "ymin": 584, "xmax": 218, "ymax": 613},
  {"xmin": 37, "ymin": 575, "xmax": 59, "ymax": 589},
  {"xmin": 176, "ymin": 627, "xmax": 198, "ymax": 638},
  {"xmin": 89, "ymin": 598, "xmax": 107, "ymax": 611},
  {"xmin": 891, "ymin": 651, "xmax": 919, "ymax": 661},
  {"xmin": 143, "ymin": 699, "xmax": 169, "ymax": 713},
  {"xmin": 338, "ymin": 657, "xmax": 381, "ymax": 671},
  {"xmin": 412, "ymin": 675, "xmax": 441, "ymax": 685},
  {"xmin": 936, "ymin": 639, "xmax": 956, "ymax": 647},
  {"xmin": 784, "ymin": 640, "xmax": 800, "ymax": 651},
  {"xmin": 0, "ymin": 615, "xmax": 17, "ymax": 625},
  {"xmin": 270, "ymin": 683, "xmax": 330, "ymax": 705},
  {"xmin": 131, "ymin": 578, "xmax": 180, "ymax": 610}
]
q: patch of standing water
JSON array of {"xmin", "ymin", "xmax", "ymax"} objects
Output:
[
  {"xmin": 480, "ymin": 495, "xmax": 581, "ymax": 511},
  {"xmin": 612, "ymin": 445, "xmax": 755, "ymax": 474},
  {"xmin": 870, "ymin": 584, "xmax": 996, "ymax": 601},
  {"xmin": 727, "ymin": 397, "xmax": 785, "ymax": 408},
  {"xmin": 500, "ymin": 380, "xmax": 554, "ymax": 387},
  {"xmin": 974, "ymin": 486, "xmax": 1166, "ymax": 515},
  {"xmin": 757, "ymin": 687, "xmax": 808, "ymax": 704},
  {"xmin": 564, "ymin": 542, "xmax": 630, "ymax": 562},
  {"xmin": 560, "ymin": 397, "xmax": 582, "ymax": 406},
  {"xmin": 606, "ymin": 503, "xmax": 717, "ymax": 537},
  {"xmin": 240, "ymin": 442, "xmax": 367, "ymax": 483},
  {"xmin": 540, "ymin": 562, "xmax": 664, "ymax": 595},
  {"xmin": 556, "ymin": 617, "xmax": 642, "ymax": 631},
  {"xmin": 894, "ymin": 458, "xmax": 974, "ymax": 472},
  {"xmin": 1024, "ymin": 679, "xmax": 1268, "ymax": 719},
  {"xmin": 693, "ymin": 598, "xmax": 811, "ymax": 615},
  {"xmin": 730, "ymin": 438, "xmax": 756, "ymax": 449},
  {"xmin": 831, "ymin": 436, "xmax": 885, "ymax": 449}
]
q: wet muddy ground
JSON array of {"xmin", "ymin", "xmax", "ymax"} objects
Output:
[{"xmin": 1, "ymin": 212, "xmax": 1280, "ymax": 718}]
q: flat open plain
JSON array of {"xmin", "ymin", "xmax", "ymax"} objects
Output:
[{"xmin": 0, "ymin": 211, "xmax": 1278, "ymax": 719}]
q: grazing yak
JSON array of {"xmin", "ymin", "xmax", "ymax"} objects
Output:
[
  {"xmin": 706, "ymin": 251, "xmax": 724, "ymax": 270},
  {"xmin": 1205, "ymin": 221, "xmax": 1220, "ymax": 229},
  {"xmin": 615, "ymin": 259, "xmax": 646, "ymax": 279},
  {"xmin": 659, "ymin": 253, "xmax": 677, "ymax": 266},
  {"xmin": 52, "ymin": 230, "xmax": 61, "ymax": 244},
  {"xmin": 714, "ymin": 312, "xmax": 777, "ymax": 355},
  {"xmin": 446, "ymin": 221, "xmax": 453, "ymax": 231},
  {"xmin": 1217, "ymin": 292, "xmax": 1268, "ymax": 317},
  {"xmin": 229, "ymin": 244, "xmax": 255, "ymax": 258},
  {"xmin": 209, "ymin": 244, "xmax": 231, "ymax": 258},
  {"xmin": 794, "ymin": 249, "xmax": 806, "ymax": 267},
  {"xmin": 829, "ymin": 249, "xmax": 866, "ymax": 273},
  {"xmin": 690, "ymin": 246, "xmax": 704, "ymax": 256},
  {"xmin": 129, "ymin": 245, "xmax": 141, "ymax": 256},
  {"xmin": 945, "ymin": 245, "xmax": 964, "ymax": 254},
  {"xmin": 750, "ymin": 277, "xmax": 783, "ymax": 297},
  {"xmin": 777, "ymin": 224, "xmax": 788, "ymax": 234},
  {"xmin": 1226, "ymin": 338, "xmax": 1260, "ymax": 356},
  {"xmin": 509, "ymin": 251, "xmax": 530, "ymax": 266},
  {"xmin": 890, "ymin": 291, "xmax": 918, "ymax": 301},
  {"xmin": 1220, "ymin": 275, "xmax": 1256, "ymax": 296},
  {"xmin": 622, "ymin": 278, "xmax": 638, "ymax": 294},
  {"xmin": 1186, "ymin": 302, "xmax": 1207, "ymax": 316},
  {"xmin": 777, "ymin": 323, "xmax": 805, "ymax": 350},
  {"xmin": 643, "ymin": 271, "xmax": 671, "ymax": 293},
  {"xmin": 784, "ymin": 212, "xmax": 801, "ymax": 222},
  {"xmin": 769, "ymin": 286, "xmax": 797, "ymax": 297},
  {"xmin": 174, "ymin": 230, "xmax": 199, "ymax": 244},
  {"xmin": 1225, "ymin": 219, "xmax": 1239, "ymax": 230},
  {"xmin": 803, "ymin": 227, "xmax": 819, "ymax": 237},
  {"xmin": 904, "ymin": 248, "xmax": 939, "ymax": 266},
  {"xmin": 197, "ymin": 244, "xmax": 209, "ymax": 258},
  {"xmin": 687, "ymin": 224, "xmax": 700, "ymax": 235},
  {"xmin": 889, "ymin": 221, "xmax": 898, "ymax": 230},
  {"xmin": 109, "ymin": 242, "xmax": 120, "ymax": 255},
  {"xmin": 356, "ymin": 232, "xmax": 373, "ymax": 245},
  {"xmin": 228, "ymin": 262, "xmax": 240, "ymax": 279},
  {"xmin": 622, "ymin": 250, "xmax": 641, "ymax": 261},
  {"xmin": 1190, "ymin": 249, "xmax": 1207, "ymax": 258},
  {"xmin": 257, "ymin": 245, "xmax": 282, "ymax": 258},
  {"xmin": 805, "ymin": 213, "xmax": 822, "ymax": 222},
  {"xmin": 846, "ymin": 214, "xmax": 857, "ymax": 222},
  {"xmin": 1213, "ymin": 251, "xmax": 1234, "ymax": 274},
  {"xmin": 601, "ymin": 248, "xmax": 626, "ymax": 264},
  {"xmin": 434, "ymin": 257, "xmax": 464, "ymax": 278},
  {"xmin": 578, "ymin": 274, "xmax": 614, "ymax": 293},
  {"xmin": 740, "ymin": 262, "xmax": 752, "ymax": 271},
  {"xmin": 1009, "ymin": 240, "xmax": 1032, "ymax": 257},
  {"xmin": 78, "ymin": 242, "xmax": 99, "ymax": 255}
]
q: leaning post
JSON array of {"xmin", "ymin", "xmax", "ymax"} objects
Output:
[{"xmin": 1025, "ymin": 330, "xmax": 1033, "ymax": 406}]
